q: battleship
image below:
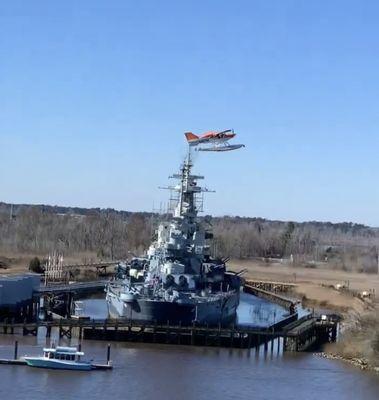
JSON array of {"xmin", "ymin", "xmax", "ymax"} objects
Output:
[{"xmin": 106, "ymin": 131, "xmax": 244, "ymax": 326}]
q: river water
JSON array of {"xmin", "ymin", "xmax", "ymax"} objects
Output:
[
  {"xmin": 0, "ymin": 296, "xmax": 378, "ymax": 400},
  {"xmin": 77, "ymin": 293, "xmax": 290, "ymax": 327}
]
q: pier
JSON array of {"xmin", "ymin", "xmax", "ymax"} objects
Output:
[
  {"xmin": 244, "ymin": 282, "xmax": 297, "ymax": 312},
  {"xmin": 244, "ymin": 279, "xmax": 297, "ymax": 293},
  {"xmin": 36, "ymin": 280, "xmax": 108, "ymax": 296},
  {"xmin": 34, "ymin": 280, "xmax": 109, "ymax": 318},
  {"xmin": 0, "ymin": 341, "xmax": 113, "ymax": 370},
  {"xmin": 0, "ymin": 313, "xmax": 337, "ymax": 352},
  {"xmin": 0, "ymin": 277, "xmax": 338, "ymax": 352},
  {"xmin": 283, "ymin": 314, "xmax": 339, "ymax": 352}
]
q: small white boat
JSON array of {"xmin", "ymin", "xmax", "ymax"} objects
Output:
[{"xmin": 24, "ymin": 346, "xmax": 92, "ymax": 371}]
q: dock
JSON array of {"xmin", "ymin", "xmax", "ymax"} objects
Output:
[
  {"xmin": 245, "ymin": 279, "xmax": 297, "ymax": 293},
  {"xmin": 35, "ymin": 280, "xmax": 108, "ymax": 296},
  {"xmin": 0, "ymin": 279, "xmax": 338, "ymax": 352},
  {"xmin": 0, "ymin": 359, "xmax": 27, "ymax": 366},
  {"xmin": 0, "ymin": 313, "xmax": 337, "ymax": 352},
  {"xmin": 283, "ymin": 314, "xmax": 339, "ymax": 352},
  {"xmin": 0, "ymin": 341, "xmax": 113, "ymax": 370},
  {"xmin": 244, "ymin": 282, "xmax": 297, "ymax": 312}
]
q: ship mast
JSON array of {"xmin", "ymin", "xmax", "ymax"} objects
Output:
[
  {"xmin": 162, "ymin": 129, "xmax": 246, "ymax": 220},
  {"xmin": 173, "ymin": 148, "xmax": 213, "ymax": 221}
]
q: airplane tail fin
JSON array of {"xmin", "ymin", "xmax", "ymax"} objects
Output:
[{"xmin": 185, "ymin": 132, "xmax": 199, "ymax": 142}]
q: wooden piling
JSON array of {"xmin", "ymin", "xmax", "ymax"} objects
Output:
[
  {"xmin": 191, "ymin": 323, "xmax": 195, "ymax": 346},
  {"xmin": 14, "ymin": 341, "xmax": 18, "ymax": 360},
  {"xmin": 107, "ymin": 344, "xmax": 111, "ymax": 365}
]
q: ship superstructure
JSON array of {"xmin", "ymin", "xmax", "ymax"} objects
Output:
[{"xmin": 106, "ymin": 144, "xmax": 243, "ymax": 326}]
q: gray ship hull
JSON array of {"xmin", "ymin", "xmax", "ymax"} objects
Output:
[{"xmin": 106, "ymin": 290, "xmax": 239, "ymax": 326}]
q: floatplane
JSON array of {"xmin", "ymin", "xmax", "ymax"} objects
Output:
[{"xmin": 184, "ymin": 129, "xmax": 245, "ymax": 152}]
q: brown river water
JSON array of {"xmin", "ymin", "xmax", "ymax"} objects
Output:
[{"xmin": 0, "ymin": 297, "xmax": 378, "ymax": 400}]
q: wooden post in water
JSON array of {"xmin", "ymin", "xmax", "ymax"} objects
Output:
[
  {"xmin": 46, "ymin": 325, "xmax": 51, "ymax": 338},
  {"xmin": 3, "ymin": 320, "xmax": 8, "ymax": 335},
  {"xmin": 229, "ymin": 325, "xmax": 234, "ymax": 348},
  {"xmin": 177, "ymin": 321, "xmax": 181, "ymax": 345},
  {"xmin": 107, "ymin": 344, "xmax": 111, "ymax": 365},
  {"xmin": 191, "ymin": 322, "xmax": 195, "ymax": 346},
  {"xmin": 14, "ymin": 341, "xmax": 18, "ymax": 360},
  {"xmin": 166, "ymin": 320, "xmax": 170, "ymax": 344}
]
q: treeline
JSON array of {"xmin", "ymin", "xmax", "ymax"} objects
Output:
[
  {"xmin": 0, "ymin": 202, "xmax": 378, "ymax": 271},
  {"xmin": 211, "ymin": 217, "xmax": 379, "ymax": 259},
  {"xmin": 211, "ymin": 217, "xmax": 379, "ymax": 272},
  {"xmin": 0, "ymin": 203, "xmax": 151, "ymax": 259}
]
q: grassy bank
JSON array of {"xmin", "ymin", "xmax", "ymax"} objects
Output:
[{"xmin": 231, "ymin": 259, "xmax": 379, "ymax": 372}]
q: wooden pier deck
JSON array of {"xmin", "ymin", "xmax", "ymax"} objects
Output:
[
  {"xmin": 282, "ymin": 314, "xmax": 338, "ymax": 352},
  {"xmin": 244, "ymin": 283, "xmax": 296, "ymax": 311},
  {"xmin": 35, "ymin": 280, "xmax": 108, "ymax": 296},
  {"xmin": 245, "ymin": 280, "xmax": 297, "ymax": 293},
  {"xmin": 0, "ymin": 279, "xmax": 338, "ymax": 352},
  {"xmin": 0, "ymin": 359, "xmax": 27, "ymax": 365},
  {"xmin": 0, "ymin": 312, "xmax": 337, "ymax": 352}
]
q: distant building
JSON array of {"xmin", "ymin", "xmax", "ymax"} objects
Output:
[{"xmin": 0, "ymin": 274, "xmax": 40, "ymax": 321}]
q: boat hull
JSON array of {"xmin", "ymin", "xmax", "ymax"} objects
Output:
[
  {"xmin": 24, "ymin": 357, "xmax": 92, "ymax": 371},
  {"xmin": 106, "ymin": 290, "xmax": 239, "ymax": 326}
]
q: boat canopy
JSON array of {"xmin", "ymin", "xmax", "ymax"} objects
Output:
[{"xmin": 43, "ymin": 346, "xmax": 84, "ymax": 356}]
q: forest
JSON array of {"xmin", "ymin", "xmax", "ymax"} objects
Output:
[{"xmin": 1, "ymin": 202, "xmax": 378, "ymax": 273}]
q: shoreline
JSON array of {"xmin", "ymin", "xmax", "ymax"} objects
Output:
[
  {"xmin": 230, "ymin": 259, "xmax": 379, "ymax": 373},
  {"xmin": 315, "ymin": 352, "xmax": 379, "ymax": 374}
]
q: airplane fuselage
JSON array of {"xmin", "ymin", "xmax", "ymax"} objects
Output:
[{"xmin": 188, "ymin": 133, "xmax": 235, "ymax": 146}]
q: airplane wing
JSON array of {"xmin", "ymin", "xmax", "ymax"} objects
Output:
[{"xmin": 185, "ymin": 129, "xmax": 235, "ymax": 145}]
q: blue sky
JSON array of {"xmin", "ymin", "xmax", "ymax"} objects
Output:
[{"xmin": 0, "ymin": 1, "xmax": 378, "ymax": 225}]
